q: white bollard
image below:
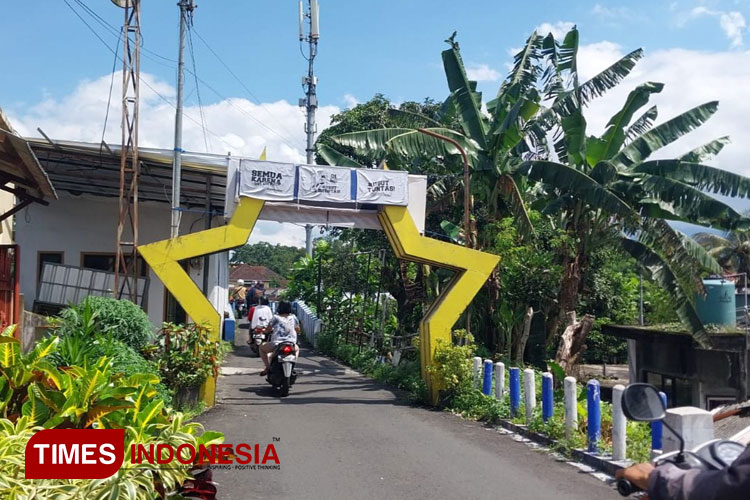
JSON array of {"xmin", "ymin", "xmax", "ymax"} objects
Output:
[
  {"xmin": 523, "ymin": 368, "xmax": 536, "ymax": 425},
  {"xmin": 473, "ymin": 357, "xmax": 482, "ymax": 388},
  {"xmin": 564, "ymin": 376, "xmax": 578, "ymax": 440},
  {"xmin": 612, "ymin": 384, "xmax": 627, "ymax": 461},
  {"xmin": 494, "ymin": 362, "xmax": 505, "ymax": 399},
  {"xmin": 663, "ymin": 407, "xmax": 714, "ymax": 453}
]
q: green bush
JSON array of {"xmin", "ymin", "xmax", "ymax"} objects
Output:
[{"xmin": 55, "ymin": 296, "xmax": 154, "ymax": 350}]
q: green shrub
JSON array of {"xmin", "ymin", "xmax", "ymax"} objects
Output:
[
  {"xmin": 154, "ymin": 323, "xmax": 230, "ymax": 393},
  {"xmin": 55, "ymin": 296, "xmax": 154, "ymax": 350}
]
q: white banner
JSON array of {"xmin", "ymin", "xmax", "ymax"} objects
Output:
[
  {"xmin": 238, "ymin": 159, "xmax": 296, "ymax": 201},
  {"xmin": 355, "ymin": 169, "xmax": 409, "ymax": 205},
  {"xmin": 297, "ymin": 165, "xmax": 352, "ymax": 203}
]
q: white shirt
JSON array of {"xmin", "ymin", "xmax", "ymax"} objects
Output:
[{"xmin": 250, "ymin": 305, "xmax": 274, "ymax": 329}]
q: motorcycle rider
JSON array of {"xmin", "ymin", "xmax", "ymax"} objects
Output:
[
  {"xmin": 250, "ymin": 297, "xmax": 273, "ymax": 332},
  {"xmin": 231, "ymin": 279, "xmax": 247, "ymax": 316},
  {"xmin": 616, "ymin": 445, "xmax": 750, "ymax": 499},
  {"xmin": 258, "ymin": 301, "xmax": 300, "ymax": 377}
]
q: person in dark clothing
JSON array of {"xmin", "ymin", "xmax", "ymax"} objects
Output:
[{"xmin": 616, "ymin": 445, "xmax": 750, "ymax": 500}]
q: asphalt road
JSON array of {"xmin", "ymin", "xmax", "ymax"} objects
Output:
[{"xmin": 198, "ymin": 345, "xmax": 621, "ymax": 500}]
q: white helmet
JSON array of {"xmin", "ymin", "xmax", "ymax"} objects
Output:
[{"xmin": 237, "ymin": 279, "xmax": 244, "ymax": 285}]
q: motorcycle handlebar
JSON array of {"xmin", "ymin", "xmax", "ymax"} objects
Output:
[{"xmin": 616, "ymin": 479, "xmax": 641, "ymax": 496}]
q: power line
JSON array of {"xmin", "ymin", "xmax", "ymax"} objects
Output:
[
  {"xmin": 186, "ymin": 22, "xmax": 211, "ymax": 151},
  {"xmin": 61, "ymin": 0, "xmax": 236, "ymax": 152},
  {"xmin": 191, "ymin": 26, "xmax": 300, "ymax": 142},
  {"xmin": 70, "ymin": 0, "xmax": 301, "ymax": 153}
]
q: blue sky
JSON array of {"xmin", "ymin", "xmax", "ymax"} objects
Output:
[
  {"xmin": 0, "ymin": 1, "xmax": 745, "ymax": 108},
  {"xmin": 1, "ymin": 0, "xmax": 749, "ymax": 246}
]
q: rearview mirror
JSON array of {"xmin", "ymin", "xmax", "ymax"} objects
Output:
[{"xmin": 621, "ymin": 383, "xmax": 666, "ymax": 422}]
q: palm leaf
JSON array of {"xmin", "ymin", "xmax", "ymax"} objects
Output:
[
  {"xmin": 586, "ymin": 82, "xmax": 664, "ymax": 165},
  {"xmin": 315, "ymin": 143, "xmax": 362, "ymax": 168},
  {"xmin": 577, "ymin": 49, "xmax": 644, "ymax": 107},
  {"xmin": 639, "ymin": 174, "xmax": 749, "ymax": 229},
  {"xmin": 679, "ymin": 136, "xmax": 731, "ymax": 163},
  {"xmin": 497, "ymin": 31, "xmax": 542, "ymax": 99},
  {"xmin": 519, "ymin": 160, "xmax": 636, "ymax": 217},
  {"xmin": 634, "ymin": 159, "xmax": 750, "ymax": 198},
  {"xmin": 624, "ymin": 106, "xmax": 658, "ymax": 143},
  {"xmin": 613, "ymin": 102, "xmax": 719, "ymax": 168},
  {"xmin": 441, "ymin": 38, "xmax": 488, "ymax": 148},
  {"xmin": 621, "ymin": 238, "xmax": 709, "ymax": 347},
  {"xmin": 494, "ymin": 174, "xmax": 536, "ymax": 240},
  {"xmin": 693, "ymin": 232, "xmax": 731, "ymax": 249}
]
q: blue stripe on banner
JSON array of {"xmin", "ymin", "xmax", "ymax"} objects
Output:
[
  {"xmin": 350, "ymin": 169, "xmax": 357, "ymax": 201},
  {"xmin": 293, "ymin": 165, "xmax": 300, "ymax": 199}
]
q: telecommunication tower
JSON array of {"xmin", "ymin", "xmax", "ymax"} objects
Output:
[
  {"xmin": 299, "ymin": 0, "xmax": 319, "ymax": 256},
  {"xmin": 112, "ymin": 0, "xmax": 141, "ymax": 302}
]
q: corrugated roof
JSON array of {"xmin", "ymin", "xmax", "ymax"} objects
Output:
[
  {"xmin": 0, "ymin": 110, "xmax": 57, "ymax": 203},
  {"xmin": 229, "ymin": 264, "xmax": 286, "ymax": 284}
]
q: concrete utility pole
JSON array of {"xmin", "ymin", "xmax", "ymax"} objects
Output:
[
  {"xmin": 171, "ymin": 0, "xmax": 195, "ymax": 239},
  {"xmin": 300, "ymin": 0, "xmax": 319, "ymax": 256}
]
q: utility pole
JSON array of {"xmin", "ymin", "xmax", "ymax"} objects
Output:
[
  {"xmin": 113, "ymin": 0, "xmax": 141, "ymax": 302},
  {"xmin": 299, "ymin": 0, "xmax": 319, "ymax": 256},
  {"xmin": 171, "ymin": 0, "xmax": 195, "ymax": 239}
]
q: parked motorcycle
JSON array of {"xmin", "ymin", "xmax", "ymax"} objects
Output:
[
  {"xmin": 248, "ymin": 327, "xmax": 267, "ymax": 357},
  {"xmin": 616, "ymin": 383, "xmax": 746, "ymax": 496},
  {"xmin": 266, "ymin": 342, "xmax": 297, "ymax": 397}
]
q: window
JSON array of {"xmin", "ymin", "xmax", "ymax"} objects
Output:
[
  {"xmin": 38, "ymin": 251, "xmax": 63, "ymax": 283},
  {"xmin": 81, "ymin": 253, "xmax": 148, "ymax": 278},
  {"xmin": 643, "ymin": 371, "xmax": 694, "ymax": 407}
]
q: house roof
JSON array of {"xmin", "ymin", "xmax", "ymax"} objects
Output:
[
  {"xmin": 0, "ymin": 110, "xmax": 57, "ymax": 204},
  {"xmin": 21, "ymin": 137, "xmax": 225, "ymax": 209},
  {"xmin": 712, "ymin": 401, "xmax": 750, "ymax": 445},
  {"xmin": 230, "ymin": 264, "xmax": 286, "ymax": 285}
]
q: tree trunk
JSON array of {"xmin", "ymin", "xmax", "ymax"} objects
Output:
[
  {"xmin": 512, "ymin": 306, "xmax": 534, "ymax": 364},
  {"xmin": 554, "ymin": 311, "xmax": 594, "ymax": 375},
  {"xmin": 546, "ymin": 248, "xmax": 585, "ymax": 346}
]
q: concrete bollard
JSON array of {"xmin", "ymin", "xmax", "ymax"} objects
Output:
[
  {"xmin": 482, "ymin": 359, "xmax": 494, "ymax": 396},
  {"xmin": 564, "ymin": 376, "xmax": 578, "ymax": 440},
  {"xmin": 612, "ymin": 384, "xmax": 627, "ymax": 461},
  {"xmin": 663, "ymin": 407, "xmax": 715, "ymax": 453},
  {"xmin": 542, "ymin": 372, "xmax": 554, "ymax": 422},
  {"xmin": 523, "ymin": 368, "xmax": 536, "ymax": 425},
  {"xmin": 494, "ymin": 362, "xmax": 505, "ymax": 400},
  {"xmin": 473, "ymin": 357, "xmax": 482, "ymax": 389},
  {"xmin": 509, "ymin": 368, "xmax": 521, "ymax": 417},
  {"xmin": 587, "ymin": 379, "xmax": 601, "ymax": 453},
  {"xmin": 651, "ymin": 391, "xmax": 668, "ymax": 452}
]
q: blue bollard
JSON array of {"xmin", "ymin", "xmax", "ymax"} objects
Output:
[
  {"xmin": 587, "ymin": 379, "xmax": 601, "ymax": 453},
  {"xmin": 651, "ymin": 391, "xmax": 668, "ymax": 451},
  {"xmin": 509, "ymin": 368, "xmax": 521, "ymax": 417},
  {"xmin": 542, "ymin": 372, "xmax": 554, "ymax": 422},
  {"xmin": 482, "ymin": 360, "xmax": 494, "ymax": 396}
]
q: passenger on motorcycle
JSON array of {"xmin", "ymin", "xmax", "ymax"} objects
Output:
[
  {"xmin": 259, "ymin": 301, "xmax": 300, "ymax": 377},
  {"xmin": 250, "ymin": 297, "xmax": 273, "ymax": 330}
]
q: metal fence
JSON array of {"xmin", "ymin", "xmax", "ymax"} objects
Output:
[{"xmin": 293, "ymin": 300, "xmax": 323, "ymax": 348}]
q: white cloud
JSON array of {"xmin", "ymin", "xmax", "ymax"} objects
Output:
[
  {"xmin": 466, "ymin": 63, "xmax": 502, "ymax": 82},
  {"xmin": 342, "ymin": 93, "xmax": 359, "ymax": 108},
  {"xmin": 591, "ymin": 4, "xmax": 631, "ymax": 20},
  {"xmin": 689, "ymin": 7, "xmax": 746, "ymax": 47},
  {"xmin": 8, "ymin": 72, "xmax": 341, "ymax": 247},
  {"xmin": 579, "ymin": 45, "xmax": 750, "ymax": 178},
  {"xmin": 248, "ymin": 221, "xmax": 306, "ymax": 247},
  {"xmin": 535, "ymin": 21, "xmax": 575, "ymax": 40}
]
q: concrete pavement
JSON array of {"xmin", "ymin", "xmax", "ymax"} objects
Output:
[{"xmin": 198, "ymin": 346, "xmax": 621, "ymax": 500}]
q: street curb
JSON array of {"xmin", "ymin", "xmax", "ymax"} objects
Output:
[{"xmin": 496, "ymin": 419, "xmax": 630, "ymax": 476}]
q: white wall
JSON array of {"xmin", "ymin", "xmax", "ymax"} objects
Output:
[
  {"xmin": 0, "ymin": 188, "xmax": 14, "ymax": 244},
  {"xmin": 15, "ymin": 193, "xmax": 227, "ymax": 327}
]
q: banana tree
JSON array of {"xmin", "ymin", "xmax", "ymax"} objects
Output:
[
  {"xmin": 520, "ymin": 26, "xmax": 750, "ymax": 347},
  {"xmin": 326, "ymin": 31, "xmax": 546, "ymax": 242}
]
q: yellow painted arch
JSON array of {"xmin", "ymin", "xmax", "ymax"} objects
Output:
[{"xmin": 139, "ymin": 198, "xmax": 499, "ymax": 405}]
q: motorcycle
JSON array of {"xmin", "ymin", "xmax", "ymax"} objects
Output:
[
  {"xmin": 248, "ymin": 327, "xmax": 268, "ymax": 357},
  {"xmin": 616, "ymin": 383, "xmax": 746, "ymax": 496},
  {"xmin": 266, "ymin": 342, "xmax": 297, "ymax": 397}
]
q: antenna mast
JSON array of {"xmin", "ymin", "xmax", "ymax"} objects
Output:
[
  {"xmin": 171, "ymin": 0, "xmax": 196, "ymax": 239},
  {"xmin": 300, "ymin": 0, "xmax": 319, "ymax": 256},
  {"xmin": 114, "ymin": 0, "xmax": 142, "ymax": 302}
]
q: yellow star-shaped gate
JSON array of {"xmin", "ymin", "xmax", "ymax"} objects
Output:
[{"xmin": 139, "ymin": 198, "xmax": 498, "ymax": 405}]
